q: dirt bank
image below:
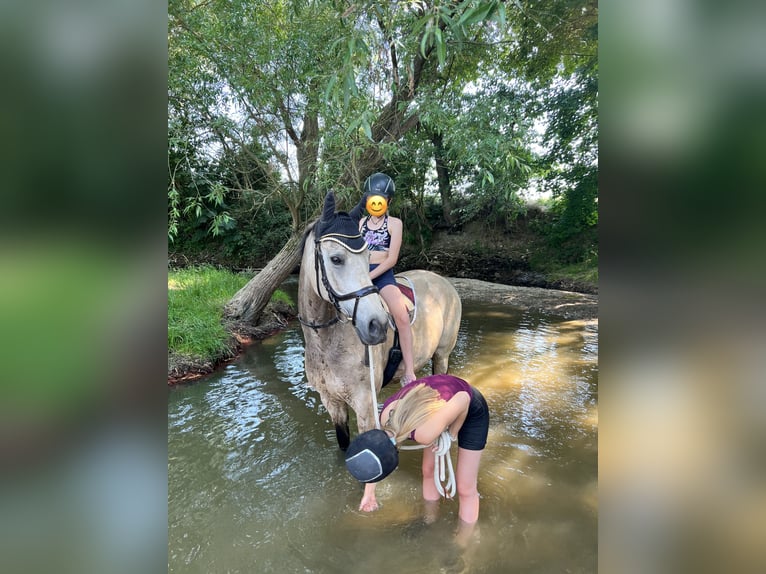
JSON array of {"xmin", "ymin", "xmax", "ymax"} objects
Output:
[
  {"xmin": 448, "ymin": 277, "xmax": 598, "ymax": 321},
  {"xmin": 399, "ymin": 219, "xmax": 598, "ymax": 295}
]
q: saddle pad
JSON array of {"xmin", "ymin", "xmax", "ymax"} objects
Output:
[
  {"xmin": 378, "ymin": 275, "xmax": 415, "ymax": 326},
  {"xmin": 395, "ymin": 275, "xmax": 415, "ymax": 325},
  {"xmin": 397, "ymin": 281, "xmax": 414, "ymax": 304}
]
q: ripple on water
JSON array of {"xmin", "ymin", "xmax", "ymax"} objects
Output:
[{"xmin": 169, "ymin": 301, "xmax": 598, "ymax": 574}]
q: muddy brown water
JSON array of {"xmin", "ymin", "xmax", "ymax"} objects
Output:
[{"xmin": 168, "ymin": 294, "xmax": 597, "ymax": 573}]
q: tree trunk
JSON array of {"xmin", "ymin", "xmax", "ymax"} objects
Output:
[
  {"xmin": 431, "ymin": 131, "xmax": 454, "ymax": 226},
  {"xmin": 226, "ymin": 23, "xmax": 441, "ymax": 322},
  {"xmin": 224, "ymin": 231, "xmax": 303, "ymax": 324},
  {"xmin": 339, "ymin": 40, "xmax": 437, "ymax": 189},
  {"xmin": 224, "ymin": 89, "xmax": 321, "ymax": 325}
]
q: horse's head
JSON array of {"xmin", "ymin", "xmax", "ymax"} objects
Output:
[{"xmin": 307, "ymin": 192, "xmax": 388, "ymax": 345}]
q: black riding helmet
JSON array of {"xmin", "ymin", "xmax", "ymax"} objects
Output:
[
  {"xmin": 363, "ymin": 172, "xmax": 395, "ymax": 199},
  {"xmin": 345, "ymin": 429, "xmax": 399, "ymax": 483}
]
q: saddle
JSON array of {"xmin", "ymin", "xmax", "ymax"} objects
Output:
[{"xmin": 380, "ymin": 275, "xmax": 417, "ymax": 387}]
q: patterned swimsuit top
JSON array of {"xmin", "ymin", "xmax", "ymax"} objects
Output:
[{"xmin": 360, "ymin": 215, "xmax": 391, "ymax": 252}]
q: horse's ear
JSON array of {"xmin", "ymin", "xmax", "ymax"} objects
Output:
[
  {"xmin": 349, "ymin": 193, "xmax": 366, "ymax": 221},
  {"xmin": 321, "ymin": 192, "xmax": 336, "ymax": 222}
]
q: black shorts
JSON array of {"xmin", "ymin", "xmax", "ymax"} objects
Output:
[
  {"xmin": 457, "ymin": 387, "xmax": 489, "ymax": 451},
  {"xmin": 370, "ymin": 264, "xmax": 398, "ymax": 290}
]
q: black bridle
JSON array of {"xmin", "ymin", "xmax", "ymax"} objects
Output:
[{"xmin": 298, "ymin": 234, "xmax": 380, "ymax": 331}]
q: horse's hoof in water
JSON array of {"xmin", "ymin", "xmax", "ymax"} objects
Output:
[{"xmin": 335, "ymin": 424, "xmax": 350, "ymax": 451}]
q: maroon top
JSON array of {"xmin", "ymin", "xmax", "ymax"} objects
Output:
[{"xmin": 380, "ymin": 375, "xmax": 472, "ymax": 438}]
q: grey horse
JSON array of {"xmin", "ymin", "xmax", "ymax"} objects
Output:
[{"xmin": 298, "ymin": 192, "xmax": 462, "ymax": 449}]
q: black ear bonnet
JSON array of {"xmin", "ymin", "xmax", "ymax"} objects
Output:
[{"xmin": 315, "ymin": 192, "xmax": 366, "ymax": 252}]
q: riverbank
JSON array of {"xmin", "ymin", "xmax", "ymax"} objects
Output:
[
  {"xmin": 169, "ymin": 212, "xmax": 597, "ymax": 384},
  {"xmin": 167, "ymin": 273, "xmax": 597, "ymax": 385},
  {"xmin": 168, "ymin": 267, "xmax": 297, "ymax": 385},
  {"xmin": 168, "ymin": 301, "xmax": 296, "ymax": 385},
  {"xmin": 448, "ymin": 277, "xmax": 597, "ymax": 321},
  {"xmin": 400, "ymin": 219, "xmax": 598, "ymax": 295}
]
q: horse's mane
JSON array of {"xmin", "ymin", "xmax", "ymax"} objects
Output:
[{"xmin": 301, "ymin": 219, "xmax": 319, "ymax": 253}]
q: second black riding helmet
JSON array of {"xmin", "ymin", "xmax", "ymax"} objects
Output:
[{"xmin": 363, "ymin": 172, "xmax": 395, "ymax": 198}]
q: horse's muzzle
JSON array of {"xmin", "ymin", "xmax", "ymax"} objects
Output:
[{"xmin": 358, "ymin": 316, "xmax": 388, "ymax": 345}]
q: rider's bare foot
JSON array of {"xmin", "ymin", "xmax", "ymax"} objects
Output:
[{"xmin": 401, "ymin": 373, "xmax": 417, "ymax": 386}]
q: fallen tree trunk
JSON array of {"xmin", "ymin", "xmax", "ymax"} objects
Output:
[{"xmin": 223, "ymin": 231, "xmax": 302, "ymax": 324}]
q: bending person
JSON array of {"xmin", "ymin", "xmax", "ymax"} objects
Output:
[{"xmin": 345, "ymin": 374, "xmax": 489, "ymax": 531}]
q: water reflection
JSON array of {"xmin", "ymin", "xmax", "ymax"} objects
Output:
[{"xmin": 169, "ymin": 299, "xmax": 597, "ymax": 573}]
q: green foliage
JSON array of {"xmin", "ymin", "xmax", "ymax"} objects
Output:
[
  {"xmin": 453, "ymin": 186, "xmax": 527, "ymax": 230},
  {"xmin": 171, "ymin": 197, "xmax": 292, "ymax": 269},
  {"xmin": 169, "ymin": 0, "xmax": 513, "ymax": 220},
  {"xmin": 545, "ymin": 169, "xmax": 598, "ymax": 264},
  {"xmin": 508, "ymin": 0, "xmax": 597, "ymax": 85},
  {"xmin": 529, "ymin": 241, "xmax": 598, "ymax": 285},
  {"xmin": 168, "ymin": 0, "xmax": 598, "ymax": 272},
  {"xmin": 168, "ymin": 266, "xmax": 294, "ymax": 360},
  {"xmin": 558, "ymin": 251, "xmax": 599, "ymax": 284},
  {"xmin": 538, "ymin": 61, "xmax": 598, "ymax": 263}
]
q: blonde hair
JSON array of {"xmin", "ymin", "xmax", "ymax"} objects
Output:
[{"xmin": 383, "ymin": 383, "xmax": 445, "ymax": 445}]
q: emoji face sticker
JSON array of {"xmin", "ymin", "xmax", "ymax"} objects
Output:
[{"xmin": 366, "ymin": 194, "xmax": 388, "ymax": 217}]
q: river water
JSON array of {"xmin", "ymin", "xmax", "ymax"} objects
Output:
[{"xmin": 168, "ymin": 295, "xmax": 598, "ymax": 574}]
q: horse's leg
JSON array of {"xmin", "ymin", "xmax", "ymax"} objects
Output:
[
  {"xmin": 432, "ymin": 318, "xmax": 460, "ymax": 375},
  {"xmin": 335, "ymin": 421, "xmax": 350, "ymax": 451},
  {"xmin": 431, "ymin": 326, "xmax": 454, "ymax": 374},
  {"xmin": 323, "ymin": 396, "xmax": 350, "ymax": 450},
  {"xmin": 432, "ymin": 350, "xmax": 450, "ymax": 375},
  {"xmin": 349, "ymin": 390, "xmax": 378, "ymax": 435}
]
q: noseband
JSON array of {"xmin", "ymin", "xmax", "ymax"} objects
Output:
[{"xmin": 299, "ymin": 233, "xmax": 379, "ymax": 331}]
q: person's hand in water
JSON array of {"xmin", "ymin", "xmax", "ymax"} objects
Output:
[{"xmin": 359, "ymin": 488, "xmax": 379, "ymax": 512}]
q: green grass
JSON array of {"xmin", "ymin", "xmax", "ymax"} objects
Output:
[
  {"xmin": 537, "ymin": 248, "xmax": 599, "ymax": 285},
  {"xmin": 269, "ymin": 288, "xmax": 293, "ymax": 306},
  {"xmin": 168, "ymin": 266, "xmax": 292, "ymax": 362},
  {"xmin": 546, "ymin": 260, "xmax": 598, "ymax": 285},
  {"xmin": 527, "ymin": 242, "xmax": 598, "ymax": 286}
]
